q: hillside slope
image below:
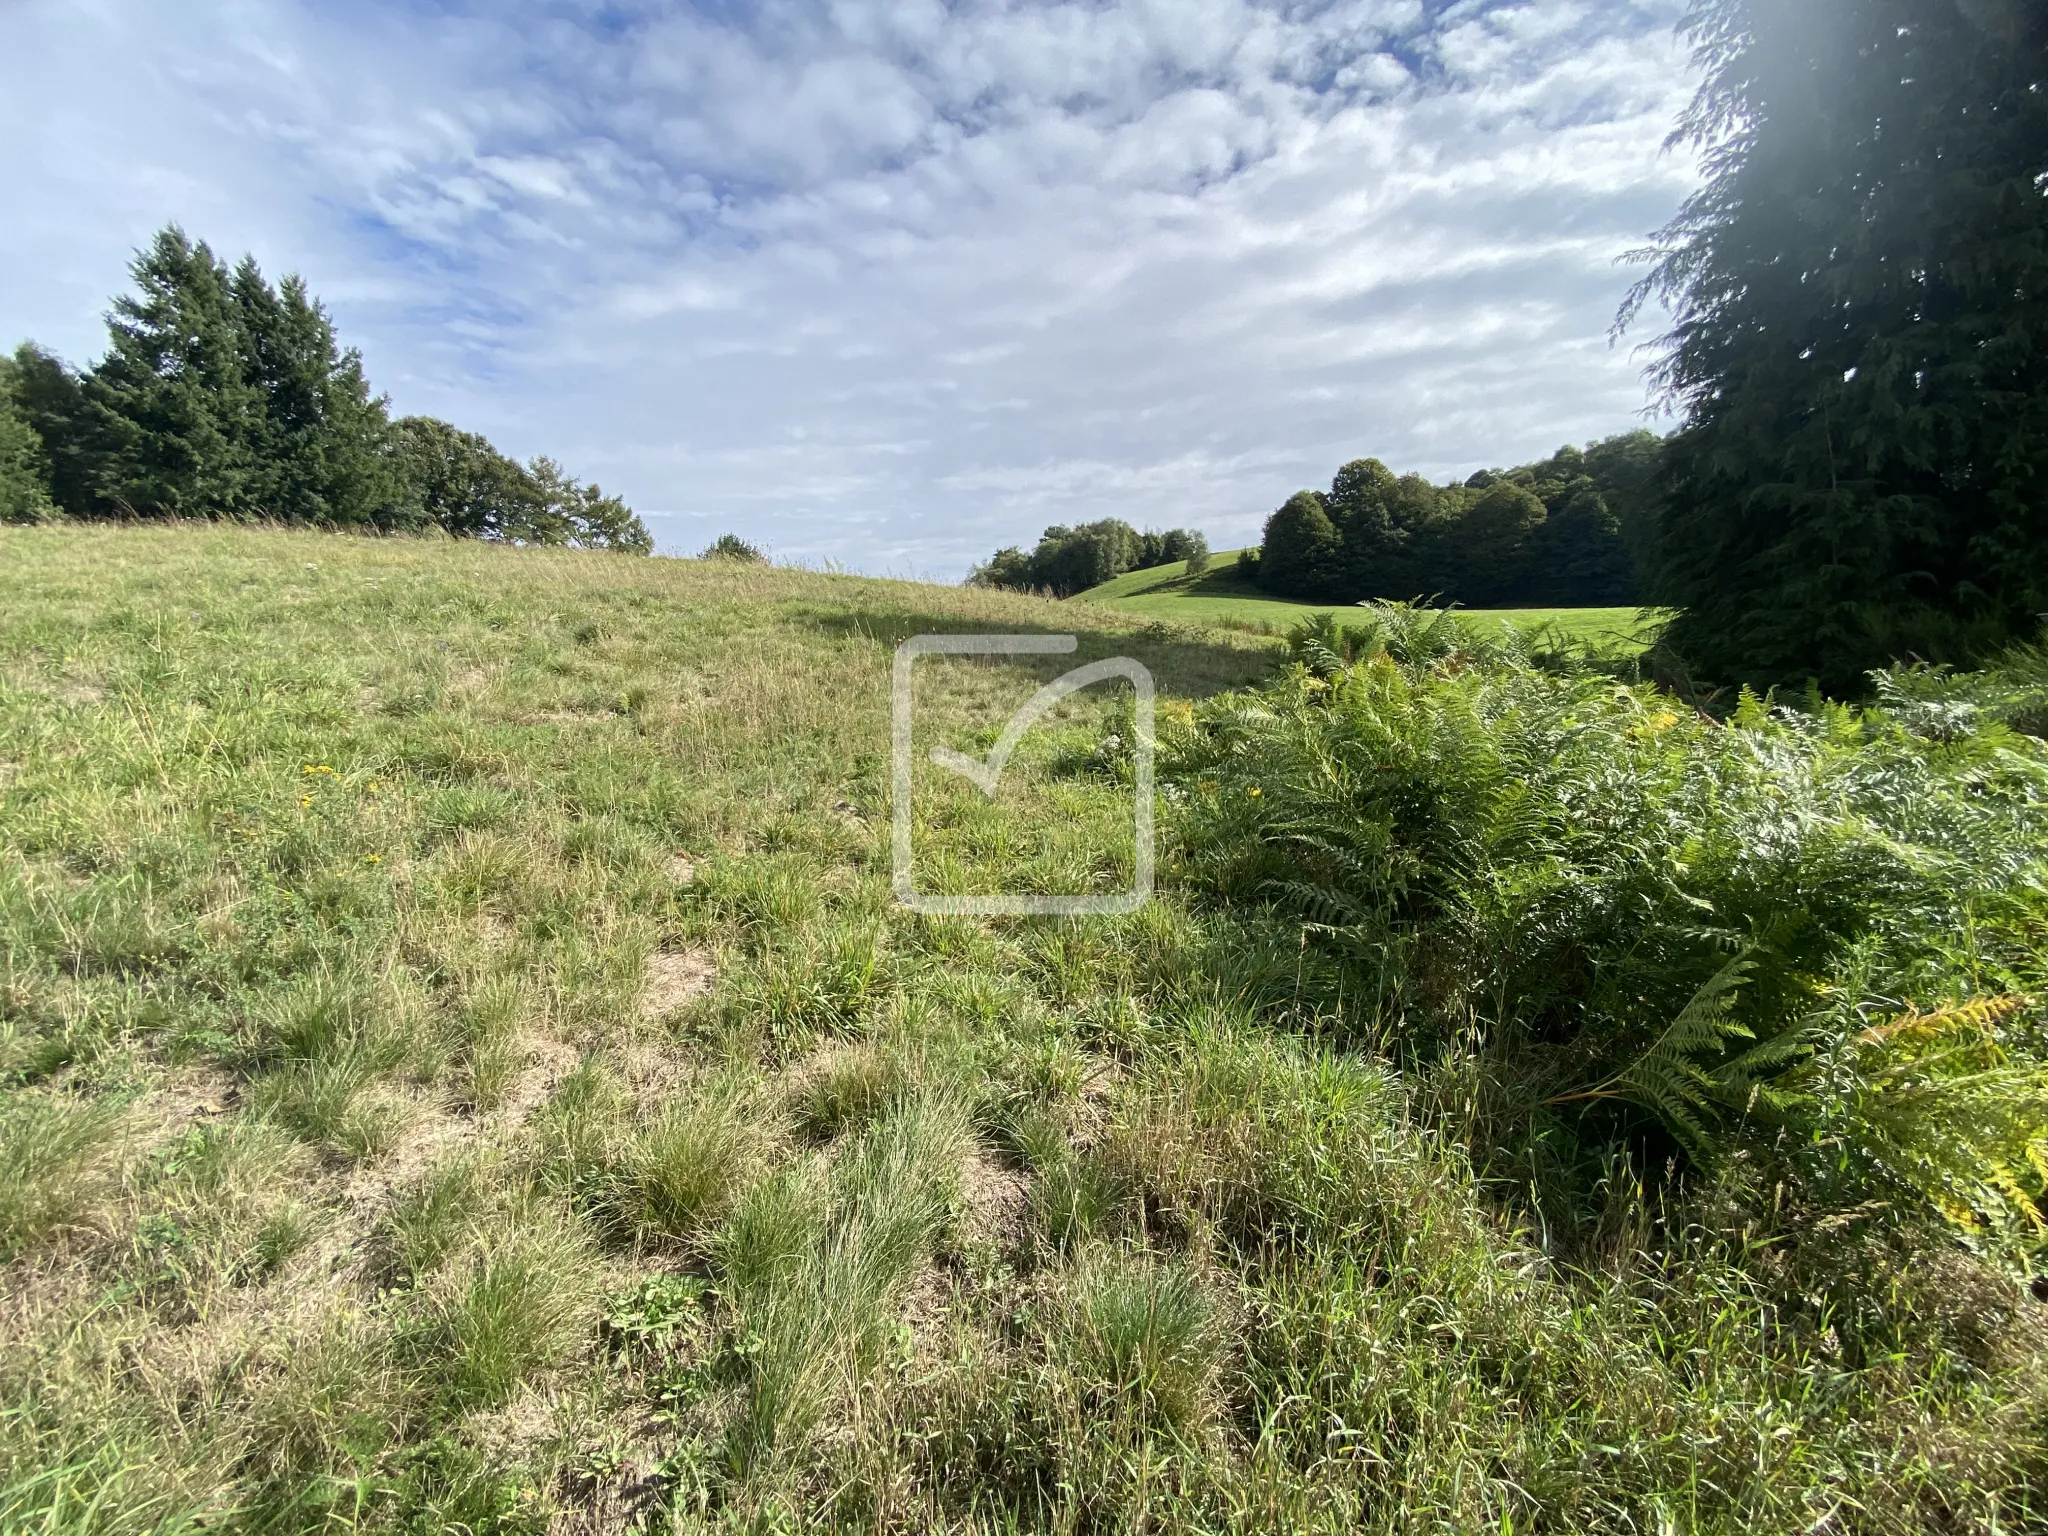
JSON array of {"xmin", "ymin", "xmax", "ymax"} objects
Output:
[
  {"xmin": 1072, "ymin": 552, "xmax": 1650, "ymax": 643},
  {"xmin": 0, "ymin": 527, "xmax": 2040, "ymax": 1533}
]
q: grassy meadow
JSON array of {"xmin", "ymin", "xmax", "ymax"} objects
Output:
[
  {"xmin": 3, "ymin": 525, "xmax": 2047, "ymax": 1534},
  {"xmin": 1070, "ymin": 552, "xmax": 1651, "ymax": 646}
]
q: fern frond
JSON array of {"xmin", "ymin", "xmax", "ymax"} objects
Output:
[
  {"xmin": 1548, "ymin": 954, "xmax": 1757, "ymax": 1159},
  {"xmin": 1855, "ymin": 994, "xmax": 2028, "ymax": 1048}
]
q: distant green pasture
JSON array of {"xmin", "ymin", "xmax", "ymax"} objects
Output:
[{"xmin": 1073, "ymin": 552, "xmax": 1656, "ymax": 645}]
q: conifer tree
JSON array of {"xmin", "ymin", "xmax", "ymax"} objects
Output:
[
  {"xmin": 231, "ymin": 259, "xmax": 394, "ymax": 526},
  {"xmin": 82, "ymin": 227, "xmax": 259, "ymax": 518},
  {"xmin": 1626, "ymin": 0, "xmax": 2048, "ymax": 691},
  {"xmin": 8, "ymin": 346, "xmax": 101, "ymax": 517},
  {"xmin": 0, "ymin": 355, "xmax": 56, "ymax": 523}
]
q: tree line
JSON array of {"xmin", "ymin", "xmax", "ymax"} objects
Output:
[
  {"xmin": 1259, "ymin": 0, "xmax": 2047, "ymax": 695},
  {"xmin": 1248, "ymin": 430, "xmax": 1663, "ymax": 608},
  {"xmin": 0, "ymin": 225, "xmax": 652, "ymax": 552},
  {"xmin": 978, "ymin": 1, "xmax": 2047, "ymax": 697},
  {"xmin": 970, "ymin": 521, "xmax": 1210, "ymax": 598}
]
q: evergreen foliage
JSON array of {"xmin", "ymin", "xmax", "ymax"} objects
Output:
[
  {"xmin": 0, "ymin": 356, "xmax": 56, "ymax": 525},
  {"xmin": 969, "ymin": 519, "xmax": 1209, "ymax": 597},
  {"xmin": 80, "ymin": 227, "xmax": 258, "ymax": 520},
  {"xmin": 229, "ymin": 257, "xmax": 394, "ymax": 528},
  {"xmin": 6, "ymin": 346, "xmax": 97, "ymax": 517},
  {"xmin": 1625, "ymin": 0, "xmax": 2048, "ymax": 693},
  {"xmin": 6, "ymin": 223, "xmax": 652, "ymax": 552}
]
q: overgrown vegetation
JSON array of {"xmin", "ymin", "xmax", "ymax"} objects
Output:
[{"xmin": 2, "ymin": 527, "xmax": 2046, "ymax": 1532}]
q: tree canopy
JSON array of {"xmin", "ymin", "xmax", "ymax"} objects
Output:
[
  {"xmin": 3, "ymin": 225, "xmax": 652, "ymax": 553},
  {"xmin": 1625, "ymin": 0, "xmax": 2048, "ymax": 693},
  {"xmin": 1250, "ymin": 431, "xmax": 1665, "ymax": 608},
  {"xmin": 969, "ymin": 520, "xmax": 1209, "ymax": 597}
]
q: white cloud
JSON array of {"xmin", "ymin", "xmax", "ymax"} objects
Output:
[{"xmin": 0, "ymin": 0, "xmax": 1697, "ymax": 575}]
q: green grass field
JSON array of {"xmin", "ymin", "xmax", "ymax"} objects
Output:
[
  {"xmin": 1072, "ymin": 551, "xmax": 1652, "ymax": 644},
  {"xmin": 1, "ymin": 526, "xmax": 2042, "ymax": 1533}
]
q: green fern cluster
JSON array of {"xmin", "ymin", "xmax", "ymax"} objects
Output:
[{"xmin": 1166, "ymin": 624, "xmax": 2048, "ymax": 1263}]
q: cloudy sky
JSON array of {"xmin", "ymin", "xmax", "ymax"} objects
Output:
[{"xmin": 1, "ymin": 0, "xmax": 1698, "ymax": 575}]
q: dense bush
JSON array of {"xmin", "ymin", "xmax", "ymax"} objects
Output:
[
  {"xmin": 700, "ymin": 532, "xmax": 768, "ymax": 563},
  {"xmin": 1164, "ymin": 606, "xmax": 2048, "ymax": 1263}
]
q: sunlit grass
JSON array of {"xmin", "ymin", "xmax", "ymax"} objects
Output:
[{"xmin": 0, "ymin": 523, "xmax": 2038, "ymax": 1533}]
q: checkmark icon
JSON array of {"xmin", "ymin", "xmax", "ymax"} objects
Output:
[
  {"xmin": 891, "ymin": 634, "xmax": 1155, "ymax": 915},
  {"xmin": 928, "ymin": 656, "xmax": 1146, "ymax": 797}
]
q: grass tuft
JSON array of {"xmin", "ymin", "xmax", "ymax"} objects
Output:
[
  {"xmin": 621, "ymin": 1087, "xmax": 772, "ymax": 1247},
  {"xmin": 1058, "ymin": 1249, "xmax": 1225, "ymax": 1439},
  {"xmin": 0, "ymin": 1094, "xmax": 124, "ymax": 1258}
]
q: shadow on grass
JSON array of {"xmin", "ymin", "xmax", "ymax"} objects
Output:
[{"xmin": 798, "ymin": 605, "xmax": 1278, "ymax": 701}]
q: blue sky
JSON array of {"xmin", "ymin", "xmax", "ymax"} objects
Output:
[{"xmin": 1, "ymin": 0, "xmax": 1697, "ymax": 575}]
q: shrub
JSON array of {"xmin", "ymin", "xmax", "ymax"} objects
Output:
[{"xmin": 700, "ymin": 533, "xmax": 767, "ymax": 564}]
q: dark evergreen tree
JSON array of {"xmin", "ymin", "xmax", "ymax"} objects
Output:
[
  {"xmin": 0, "ymin": 355, "xmax": 56, "ymax": 524},
  {"xmin": 9, "ymin": 345, "xmax": 103, "ymax": 518},
  {"xmin": 1256, "ymin": 490, "xmax": 1342, "ymax": 598},
  {"xmin": 1625, "ymin": 0, "xmax": 2048, "ymax": 692},
  {"xmin": 81, "ymin": 227, "xmax": 259, "ymax": 518},
  {"xmin": 231, "ymin": 259, "xmax": 395, "ymax": 527},
  {"xmin": 7, "ymin": 223, "xmax": 653, "ymax": 552}
]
